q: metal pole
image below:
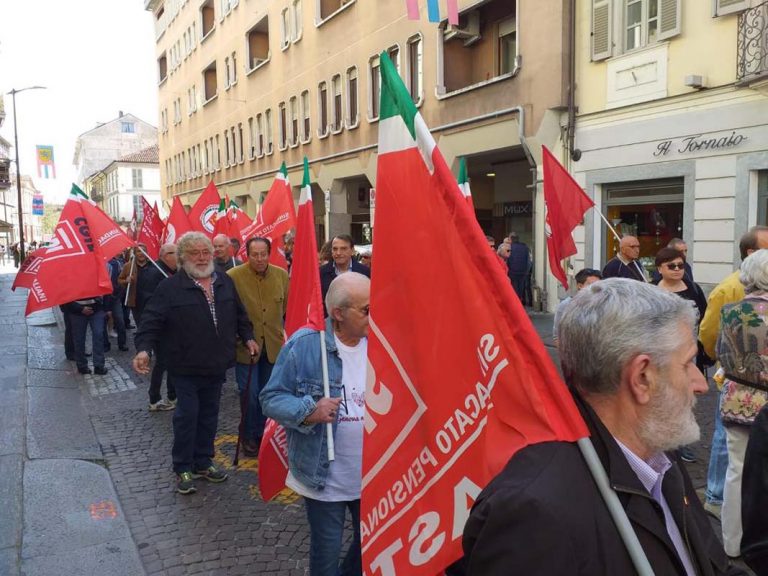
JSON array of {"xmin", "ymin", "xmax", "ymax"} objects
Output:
[
  {"xmin": 319, "ymin": 329, "xmax": 335, "ymax": 461},
  {"xmin": 11, "ymin": 90, "xmax": 25, "ymax": 262}
]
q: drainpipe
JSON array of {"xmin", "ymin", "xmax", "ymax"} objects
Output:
[{"xmin": 567, "ymin": 0, "xmax": 580, "ymax": 162}]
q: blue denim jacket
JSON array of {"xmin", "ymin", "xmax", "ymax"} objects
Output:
[{"xmin": 259, "ymin": 317, "xmax": 343, "ymax": 491}]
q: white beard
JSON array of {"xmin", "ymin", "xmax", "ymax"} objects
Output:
[
  {"xmin": 637, "ymin": 377, "xmax": 701, "ymax": 453},
  {"xmin": 183, "ymin": 259, "xmax": 214, "ymax": 279}
]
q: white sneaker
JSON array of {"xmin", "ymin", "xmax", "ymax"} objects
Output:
[
  {"xmin": 148, "ymin": 400, "xmax": 174, "ymax": 412},
  {"xmin": 109, "ymin": 330, "xmax": 118, "ymax": 338},
  {"xmin": 165, "ymin": 398, "xmax": 177, "ymax": 409}
]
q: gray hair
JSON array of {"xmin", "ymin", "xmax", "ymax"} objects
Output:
[
  {"xmin": 213, "ymin": 233, "xmax": 229, "ymax": 244},
  {"xmin": 177, "ymin": 232, "xmax": 212, "ymax": 264},
  {"xmin": 558, "ymin": 278, "xmax": 695, "ymax": 395},
  {"xmin": 159, "ymin": 243, "xmax": 176, "ymax": 257},
  {"xmin": 740, "ymin": 249, "xmax": 768, "ymax": 294},
  {"xmin": 325, "ymin": 272, "xmax": 370, "ymax": 315}
]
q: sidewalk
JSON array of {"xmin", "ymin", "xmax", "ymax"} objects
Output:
[{"xmin": 0, "ymin": 264, "xmax": 144, "ymax": 576}]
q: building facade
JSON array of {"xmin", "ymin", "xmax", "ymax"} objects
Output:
[
  {"xmin": 567, "ymin": 0, "xmax": 768, "ymax": 293},
  {"xmin": 147, "ymin": 0, "xmax": 577, "ymax": 310}
]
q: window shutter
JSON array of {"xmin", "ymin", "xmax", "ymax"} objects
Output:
[
  {"xmin": 713, "ymin": 0, "xmax": 749, "ymax": 17},
  {"xmin": 658, "ymin": 0, "xmax": 681, "ymax": 40},
  {"xmin": 591, "ymin": 0, "xmax": 612, "ymax": 61}
]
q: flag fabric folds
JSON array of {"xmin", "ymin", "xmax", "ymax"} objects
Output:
[
  {"xmin": 188, "ymin": 181, "xmax": 221, "ymax": 238},
  {"xmin": 541, "ymin": 146, "xmax": 595, "ymax": 290},
  {"xmin": 163, "ymin": 196, "xmax": 192, "ymax": 244},
  {"xmin": 227, "ymin": 199, "xmax": 253, "ymax": 240},
  {"xmin": 212, "ymin": 198, "xmax": 231, "ymax": 238},
  {"xmin": 137, "ymin": 197, "xmax": 165, "ymax": 259},
  {"xmin": 237, "ymin": 163, "xmax": 297, "ymax": 269},
  {"xmin": 457, "ymin": 156, "xmax": 473, "ymax": 207},
  {"xmin": 360, "ymin": 52, "xmax": 589, "ymax": 575}
]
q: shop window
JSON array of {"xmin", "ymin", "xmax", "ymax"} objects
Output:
[{"xmin": 247, "ymin": 16, "xmax": 270, "ymax": 71}]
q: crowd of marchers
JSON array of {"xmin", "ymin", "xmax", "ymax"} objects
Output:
[{"xmin": 52, "ymin": 226, "xmax": 768, "ymax": 576}]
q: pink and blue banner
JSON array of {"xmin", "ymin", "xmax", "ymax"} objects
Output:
[
  {"xmin": 35, "ymin": 145, "xmax": 56, "ymax": 179},
  {"xmin": 405, "ymin": 0, "xmax": 459, "ymax": 25}
]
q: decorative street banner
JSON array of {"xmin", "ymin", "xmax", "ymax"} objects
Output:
[
  {"xmin": 36, "ymin": 145, "xmax": 56, "ymax": 179},
  {"xmin": 32, "ymin": 194, "xmax": 44, "ymax": 216}
]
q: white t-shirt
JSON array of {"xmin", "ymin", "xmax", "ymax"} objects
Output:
[{"xmin": 286, "ymin": 335, "xmax": 367, "ymax": 501}]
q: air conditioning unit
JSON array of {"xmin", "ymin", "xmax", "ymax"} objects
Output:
[{"xmin": 444, "ymin": 11, "xmax": 481, "ymax": 46}]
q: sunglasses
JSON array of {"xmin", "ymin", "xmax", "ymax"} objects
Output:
[{"xmin": 665, "ymin": 262, "xmax": 685, "ymax": 270}]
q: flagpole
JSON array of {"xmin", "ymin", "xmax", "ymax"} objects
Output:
[
  {"xmin": 319, "ymin": 330, "xmax": 335, "ymax": 461},
  {"xmin": 124, "ymin": 253, "xmax": 136, "ymax": 306},
  {"xmin": 136, "ymin": 245, "xmax": 169, "ymax": 278},
  {"xmin": 577, "ymin": 438, "xmax": 654, "ymax": 576},
  {"xmin": 593, "ymin": 207, "xmax": 649, "ymax": 282}
]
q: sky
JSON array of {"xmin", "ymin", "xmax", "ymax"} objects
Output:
[{"xmin": 0, "ymin": 1, "xmax": 159, "ymax": 204}]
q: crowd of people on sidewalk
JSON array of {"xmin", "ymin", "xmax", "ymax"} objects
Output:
[{"xmin": 49, "ymin": 223, "xmax": 768, "ymax": 575}]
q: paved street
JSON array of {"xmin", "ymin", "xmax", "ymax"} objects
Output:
[{"xmin": 2, "ymin": 265, "xmax": 727, "ymax": 575}]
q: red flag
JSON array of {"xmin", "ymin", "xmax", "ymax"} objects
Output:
[
  {"xmin": 22, "ymin": 194, "xmax": 113, "ymax": 315},
  {"xmin": 237, "ymin": 163, "xmax": 296, "ymax": 269},
  {"xmin": 129, "ymin": 206, "xmax": 138, "ymax": 241},
  {"xmin": 136, "ymin": 197, "xmax": 165, "ymax": 259},
  {"xmin": 542, "ymin": 146, "xmax": 595, "ymax": 290},
  {"xmin": 228, "ymin": 200, "xmax": 252, "ymax": 240},
  {"xmin": 163, "ymin": 196, "xmax": 192, "ymax": 244},
  {"xmin": 188, "ymin": 180, "xmax": 221, "ymax": 238},
  {"xmin": 212, "ymin": 199, "xmax": 231, "ymax": 238},
  {"xmin": 80, "ymin": 200, "xmax": 135, "ymax": 261},
  {"xmin": 360, "ymin": 53, "xmax": 588, "ymax": 574},
  {"xmin": 12, "ymin": 248, "xmax": 45, "ymax": 291}
]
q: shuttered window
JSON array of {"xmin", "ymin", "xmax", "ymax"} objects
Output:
[
  {"xmin": 713, "ymin": 0, "xmax": 748, "ymax": 17},
  {"xmin": 593, "ymin": 0, "xmax": 680, "ymax": 60},
  {"xmin": 591, "ymin": 0, "xmax": 612, "ymax": 61},
  {"xmin": 657, "ymin": 0, "xmax": 680, "ymax": 41}
]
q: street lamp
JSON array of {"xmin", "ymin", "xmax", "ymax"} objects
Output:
[{"xmin": 8, "ymin": 85, "xmax": 46, "ymax": 261}]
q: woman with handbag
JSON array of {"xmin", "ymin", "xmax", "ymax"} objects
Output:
[{"xmin": 716, "ymin": 248, "xmax": 768, "ymax": 558}]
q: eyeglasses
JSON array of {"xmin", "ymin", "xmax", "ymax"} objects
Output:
[
  {"xmin": 627, "ymin": 245, "xmax": 640, "ymax": 249},
  {"xmin": 665, "ymin": 262, "xmax": 685, "ymax": 270},
  {"xmin": 187, "ymin": 250, "xmax": 212, "ymax": 258}
]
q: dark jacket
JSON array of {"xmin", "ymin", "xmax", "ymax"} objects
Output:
[
  {"xmin": 144, "ymin": 260, "xmax": 175, "ymax": 294},
  {"xmin": 602, "ymin": 256, "xmax": 647, "ymax": 281},
  {"xmin": 462, "ymin": 393, "xmax": 734, "ymax": 576},
  {"xmin": 61, "ymin": 297, "xmax": 105, "ymax": 316},
  {"xmin": 134, "ymin": 270, "xmax": 254, "ymax": 376},
  {"xmin": 319, "ymin": 260, "xmax": 371, "ymax": 315},
  {"xmin": 742, "ymin": 404, "xmax": 768, "ymax": 575},
  {"xmin": 507, "ymin": 241, "xmax": 531, "ymax": 277},
  {"xmin": 214, "ymin": 257, "xmax": 242, "ymax": 274}
]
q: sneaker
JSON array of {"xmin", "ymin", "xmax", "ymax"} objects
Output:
[
  {"xmin": 679, "ymin": 447, "xmax": 697, "ymax": 463},
  {"xmin": 192, "ymin": 464, "xmax": 228, "ymax": 483},
  {"xmin": 94, "ymin": 367, "xmax": 108, "ymax": 375},
  {"xmin": 148, "ymin": 399, "xmax": 174, "ymax": 412},
  {"xmin": 109, "ymin": 330, "xmax": 118, "ymax": 338},
  {"xmin": 165, "ymin": 398, "xmax": 177, "ymax": 409},
  {"xmin": 176, "ymin": 471, "xmax": 197, "ymax": 495}
]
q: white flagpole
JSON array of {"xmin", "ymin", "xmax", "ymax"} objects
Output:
[
  {"xmin": 124, "ymin": 253, "xmax": 136, "ymax": 306},
  {"xmin": 319, "ymin": 329, "xmax": 335, "ymax": 461},
  {"xmin": 136, "ymin": 245, "xmax": 169, "ymax": 278},
  {"xmin": 593, "ymin": 207, "xmax": 649, "ymax": 282}
]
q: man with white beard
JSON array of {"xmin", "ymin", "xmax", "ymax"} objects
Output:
[
  {"xmin": 462, "ymin": 279, "xmax": 738, "ymax": 575},
  {"xmin": 133, "ymin": 232, "xmax": 258, "ymax": 495}
]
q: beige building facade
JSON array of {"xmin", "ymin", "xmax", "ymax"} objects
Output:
[
  {"xmin": 147, "ymin": 0, "xmax": 577, "ymax": 310},
  {"xmin": 565, "ymin": 0, "xmax": 768, "ymax": 293}
]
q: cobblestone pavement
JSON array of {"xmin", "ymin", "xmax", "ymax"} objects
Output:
[{"xmin": 76, "ymin": 327, "xmax": 722, "ymax": 575}]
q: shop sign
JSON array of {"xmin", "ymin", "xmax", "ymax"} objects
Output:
[
  {"xmin": 503, "ymin": 201, "xmax": 532, "ymax": 216},
  {"xmin": 653, "ymin": 131, "xmax": 748, "ymax": 157}
]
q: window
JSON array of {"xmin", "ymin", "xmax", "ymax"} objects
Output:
[
  {"xmin": 292, "ymin": 0, "xmax": 303, "ymax": 41},
  {"xmin": 224, "ymin": 56, "xmax": 231, "ymax": 88},
  {"xmin": 161, "ymin": 108, "xmax": 168, "ymax": 133},
  {"xmin": 591, "ymin": 0, "xmax": 680, "ymax": 61},
  {"xmin": 317, "ymin": 0, "xmax": 355, "ymax": 23},
  {"xmin": 498, "ymin": 17, "xmax": 517, "ymax": 74},
  {"xmin": 231, "ymin": 51, "xmax": 237, "ymax": 85},
  {"xmin": 346, "ymin": 67, "xmax": 359, "ymax": 127},
  {"xmin": 237, "ymin": 124, "xmax": 244, "ymax": 162},
  {"xmin": 158, "ymin": 53, "xmax": 168, "ymax": 83},
  {"xmin": 203, "ymin": 61, "xmax": 218, "ymax": 101},
  {"xmin": 369, "ymin": 55, "xmax": 381, "ymax": 120},
  {"xmin": 300, "ymin": 90, "xmax": 311, "ymax": 142},
  {"xmin": 224, "ymin": 130, "xmax": 231, "ymax": 166},
  {"xmin": 256, "ymin": 113, "xmax": 265, "ymax": 156},
  {"xmin": 278, "ymin": 102, "xmax": 288, "ymax": 150},
  {"xmin": 406, "ymin": 35, "xmax": 422, "ymax": 104},
  {"xmin": 132, "ymin": 169, "xmax": 143, "ymax": 189},
  {"xmin": 188, "ymin": 85, "xmax": 198, "ymax": 114},
  {"xmin": 173, "ymin": 99, "xmax": 182, "ymax": 124},
  {"xmin": 247, "ymin": 16, "xmax": 270, "ymax": 71},
  {"xmin": 248, "ymin": 117, "xmax": 256, "ymax": 159},
  {"xmin": 121, "ymin": 121, "xmax": 135, "ymax": 133},
  {"xmin": 132, "ymin": 195, "xmax": 144, "ymax": 219},
  {"xmin": 215, "ymin": 134, "xmax": 222, "ymax": 169},
  {"xmin": 281, "ymin": 8, "xmax": 291, "ymax": 49},
  {"xmin": 318, "ymin": 81, "xmax": 329, "ymax": 137},
  {"xmin": 289, "ymin": 96, "xmax": 299, "ymax": 146},
  {"xmin": 331, "ymin": 74, "xmax": 343, "ymax": 132},
  {"xmin": 265, "ymin": 108, "xmax": 274, "ymax": 154},
  {"xmin": 388, "ymin": 45, "xmax": 400, "ymax": 74},
  {"xmin": 201, "ymin": 0, "xmax": 215, "ymax": 39},
  {"xmin": 204, "ymin": 140, "xmax": 211, "ymax": 172}
]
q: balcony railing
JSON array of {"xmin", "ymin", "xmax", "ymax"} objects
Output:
[{"xmin": 737, "ymin": 1, "xmax": 768, "ymax": 84}]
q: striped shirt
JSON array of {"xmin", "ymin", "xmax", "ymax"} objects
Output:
[
  {"xmin": 192, "ymin": 273, "xmax": 218, "ymax": 333},
  {"xmin": 616, "ymin": 439, "xmax": 696, "ymax": 576}
]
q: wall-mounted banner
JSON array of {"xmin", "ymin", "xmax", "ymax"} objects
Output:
[
  {"xmin": 32, "ymin": 194, "xmax": 44, "ymax": 216},
  {"xmin": 36, "ymin": 145, "xmax": 56, "ymax": 179}
]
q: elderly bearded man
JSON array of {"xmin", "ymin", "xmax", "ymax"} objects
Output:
[
  {"xmin": 261, "ymin": 272, "xmax": 369, "ymax": 576},
  {"xmin": 227, "ymin": 236, "xmax": 289, "ymax": 456},
  {"xmin": 463, "ymin": 279, "xmax": 739, "ymax": 576},
  {"xmin": 133, "ymin": 232, "xmax": 258, "ymax": 495}
]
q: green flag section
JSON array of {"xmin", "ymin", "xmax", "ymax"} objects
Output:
[
  {"xmin": 361, "ymin": 51, "xmax": 588, "ymax": 575},
  {"xmin": 458, "ymin": 156, "xmax": 473, "ymax": 207}
]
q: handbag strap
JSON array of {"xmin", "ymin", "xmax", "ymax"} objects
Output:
[{"xmin": 724, "ymin": 373, "xmax": 768, "ymax": 394}]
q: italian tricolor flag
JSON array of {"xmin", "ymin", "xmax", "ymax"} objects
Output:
[{"xmin": 458, "ymin": 156, "xmax": 473, "ymax": 207}]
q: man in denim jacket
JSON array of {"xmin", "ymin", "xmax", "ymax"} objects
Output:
[{"xmin": 261, "ymin": 272, "xmax": 370, "ymax": 576}]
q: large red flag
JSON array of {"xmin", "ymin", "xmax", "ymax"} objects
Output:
[
  {"xmin": 228, "ymin": 199, "xmax": 252, "ymax": 240},
  {"xmin": 163, "ymin": 196, "xmax": 192, "ymax": 244},
  {"xmin": 212, "ymin": 198, "xmax": 231, "ymax": 238},
  {"xmin": 542, "ymin": 146, "xmax": 595, "ymax": 290},
  {"xmin": 137, "ymin": 197, "xmax": 165, "ymax": 259},
  {"xmin": 360, "ymin": 53, "xmax": 589, "ymax": 575},
  {"xmin": 188, "ymin": 180, "xmax": 221, "ymax": 238},
  {"xmin": 238, "ymin": 163, "xmax": 296, "ymax": 269},
  {"xmin": 11, "ymin": 248, "xmax": 45, "ymax": 291},
  {"xmin": 73, "ymin": 184, "xmax": 135, "ymax": 260},
  {"xmin": 22, "ymin": 191, "xmax": 114, "ymax": 315},
  {"xmin": 258, "ymin": 158, "xmax": 324, "ymax": 502}
]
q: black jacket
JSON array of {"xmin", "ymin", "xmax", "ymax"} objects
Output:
[
  {"xmin": 742, "ymin": 404, "xmax": 768, "ymax": 575},
  {"xmin": 462, "ymin": 392, "xmax": 735, "ymax": 576},
  {"xmin": 134, "ymin": 270, "xmax": 254, "ymax": 376},
  {"xmin": 144, "ymin": 260, "xmax": 175, "ymax": 294},
  {"xmin": 319, "ymin": 260, "xmax": 371, "ymax": 315}
]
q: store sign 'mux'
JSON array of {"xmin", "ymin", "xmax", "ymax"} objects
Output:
[{"xmin": 653, "ymin": 131, "xmax": 748, "ymax": 157}]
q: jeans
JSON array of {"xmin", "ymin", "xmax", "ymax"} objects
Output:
[
  {"xmin": 706, "ymin": 398, "xmax": 728, "ymax": 504},
  {"xmin": 236, "ymin": 355, "xmax": 274, "ymax": 443},
  {"xmin": 149, "ymin": 352, "xmax": 176, "ymax": 404},
  {"xmin": 304, "ymin": 497, "xmax": 362, "ymax": 576},
  {"xmin": 60, "ymin": 307, "xmax": 74, "ymax": 360},
  {"xmin": 171, "ymin": 373, "xmax": 224, "ymax": 474},
  {"xmin": 110, "ymin": 297, "xmax": 127, "ymax": 349},
  {"xmin": 509, "ymin": 275, "xmax": 527, "ymax": 304},
  {"xmin": 71, "ymin": 310, "xmax": 105, "ymax": 370}
]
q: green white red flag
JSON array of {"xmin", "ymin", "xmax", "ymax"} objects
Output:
[
  {"xmin": 212, "ymin": 198, "xmax": 231, "ymax": 238},
  {"xmin": 188, "ymin": 180, "xmax": 221, "ymax": 238},
  {"xmin": 227, "ymin": 199, "xmax": 252, "ymax": 239},
  {"xmin": 137, "ymin": 196, "xmax": 164, "ymax": 259},
  {"xmin": 362, "ymin": 52, "xmax": 589, "ymax": 575},
  {"xmin": 237, "ymin": 162, "xmax": 296, "ymax": 269},
  {"xmin": 457, "ymin": 156, "xmax": 473, "ymax": 208},
  {"xmin": 163, "ymin": 196, "xmax": 192, "ymax": 244}
]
